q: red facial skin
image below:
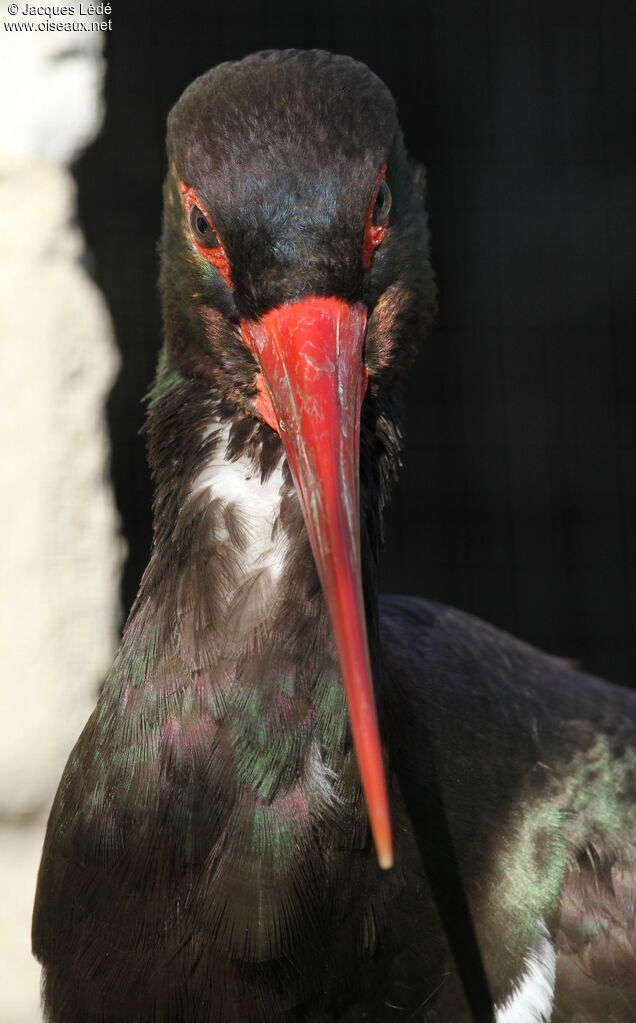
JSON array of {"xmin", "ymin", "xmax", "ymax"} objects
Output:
[
  {"xmin": 182, "ymin": 173, "xmax": 394, "ymax": 869},
  {"xmin": 180, "ymin": 182, "xmax": 233, "ymax": 288}
]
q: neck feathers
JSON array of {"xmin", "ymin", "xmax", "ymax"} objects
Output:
[{"xmin": 102, "ymin": 376, "xmax": 367, "ymax": 961}]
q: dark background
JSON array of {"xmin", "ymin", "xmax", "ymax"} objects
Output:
[{"xmin": 75, "ymin": 1, "xmax": 636, "ymax": 689}]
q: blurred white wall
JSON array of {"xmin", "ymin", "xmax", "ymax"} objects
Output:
[{"xmin": 0, "ymin": 9, "xmax": 121, "ymax": 1021}]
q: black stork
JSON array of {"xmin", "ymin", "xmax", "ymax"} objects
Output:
[{"xmin": 33, "ymin": 49, "xmax": 636, "ymax": 1023}]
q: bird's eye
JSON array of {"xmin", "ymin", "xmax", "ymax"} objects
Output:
[
  {"xmin": 362, "ymin": 168, "xmax": 390, "ymax": 269},
  {"xmin": 190, "ymin": 204, "xmax": 219, "ymax": 248},
  {"xmin": 372, "ymin": 181, "xmax": 392, "ymax": 226}
]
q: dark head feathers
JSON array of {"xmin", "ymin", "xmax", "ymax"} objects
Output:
[
  {"xmin": 160, "ymin": 49, "xmax": 435, "ymax": 402},
  {"xmin": 167, "ymin": 49, "xmax": 397, "ymax": 196}
]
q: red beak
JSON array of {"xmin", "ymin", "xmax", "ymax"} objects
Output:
[{"xmin": 241, "ymin": 296, "xmax": 393, "ymax": 869}]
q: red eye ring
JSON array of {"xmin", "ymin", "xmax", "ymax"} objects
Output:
[
  {"xmin": 179, "ymin": 181, "xmax": 233, "ymax": 288},
  {"xmin": 362, "ymin": 165, "xmax": 390, "ymax": 270}
]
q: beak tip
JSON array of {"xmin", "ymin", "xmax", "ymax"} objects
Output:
[
  {"xmin": 372, "ymin": 816, "xmax": 394, "ymax": 870},
  {"xmin": 378, "ymin": 849, "xmax": 394, "ymax": 871}
]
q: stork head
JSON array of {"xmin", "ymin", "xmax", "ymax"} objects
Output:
[{"xmin": 161, "ymin": 49, "xmax": 435, "ymax": 869}]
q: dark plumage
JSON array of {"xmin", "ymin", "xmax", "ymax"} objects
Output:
[{"xmin": 33, "ymin": 49, "xmax": 635, "ymax": 1022}]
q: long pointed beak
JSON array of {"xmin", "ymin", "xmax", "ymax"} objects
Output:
[{"xmin": 241, "ymin": 296, "xmax": 393, "ymax": 870}]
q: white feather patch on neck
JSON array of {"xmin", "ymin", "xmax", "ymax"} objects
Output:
[
  {"xmin": 189, "ymin": 421, "xmax": 287, "ymax": 584},
  {"xmin": 495, "ymin": 919, "xmax": 555, "ymax": 1023}
]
